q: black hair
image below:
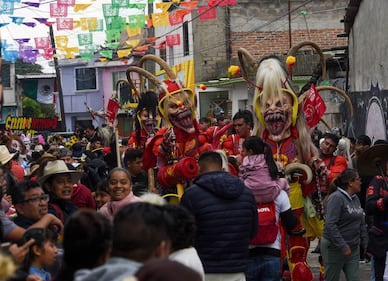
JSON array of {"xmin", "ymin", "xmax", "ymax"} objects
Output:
[
  {"xmin": 135, "ymin": 91, "xmax": 159, "ymax": 148},
  {"xmin": 11, "ymin": 180, "xmax": 42, "ymax": 205},
  {"xmin": 198, "ymin": 151, "xmax": 223, "ymax": 171},
  {"xmin": 162, "ymin": 204, "xmax": 196, "ymax": 252},
  {"xmin": 95, "ymin": 178, "xmax": 109, "ymax": 194},
  {"xmin": 124, "ymin": 149, "xmax": 143, "ymax": 164},
  {"xmin": 232, "ymin": 109, "xmax": 253, "ymax": 129},
  {"xmin": 356, "ymin": 135, "xmax": 371, "ymax": 146},
  {"xmin": 54, "ymin": 209, "xmax": 112, "ymax": 281},
  {"xmin": 21, "ymin": 228, "xmax": 57, "ymax": 272},
  {"xmin": 112, "ymin": 202, "xmax": 171, "ymax": 262},
  {"xmin": 333, "ymin": 168, "xmax": 359, "ymax": 191},
  {"xmin": 323, "ymin": 132, "xmax": 340, "ymax": 146},
  {"xmin": 242, "ymin": 136, "xmax": 280, "ymax": 180},
  {"xmin": 374, "ymin": 139, "xmax": 388, "ymax": 145}
]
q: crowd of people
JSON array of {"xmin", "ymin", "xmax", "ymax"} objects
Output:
[
  {"xmin": 0, "ymin": 117, "xmax": 385, "ymax": 281},
  {"xmin": 1, "ymin": 53, "xmax": 387, "ymax": 281}
]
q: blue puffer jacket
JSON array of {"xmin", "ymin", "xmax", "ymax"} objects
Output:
[{"xmin": 180, "ymin": 171, "xmax": 258, "ymax": 274}]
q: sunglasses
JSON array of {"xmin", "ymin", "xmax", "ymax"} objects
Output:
[{"xmin": 21, "ymin": 194, "xmax": 50, "ymax": 204}]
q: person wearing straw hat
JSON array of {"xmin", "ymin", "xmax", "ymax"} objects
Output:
[
  {"xmin": 38, "ymin": 160, "xmax": 83, "ymax": 224},
  {"xmin": 0, "ymin": 145, "xmax": 19, "ymax": 207}
]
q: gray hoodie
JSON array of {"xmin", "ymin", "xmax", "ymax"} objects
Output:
[
  {"xmin": 74, "ymin": 257, "xmax": 142, "ymax": 281},
  {"xmin": 323, "ymin": 188, "xmax": 368, "ymax": 251}
]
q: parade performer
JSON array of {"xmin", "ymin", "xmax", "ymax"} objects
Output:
[
  {"xmin": 126, "ymin": 68, "xmax": 160, "ymax": 151},
  {"xmin": 133, "ymin": 57, "xmax": 209, "ymax": 199},
  {"xmin": 239, "ymin": 42, "xmax": 326, "ymax": 281},
  {"xmin": 239, "ymin": 41, "xmax": 354, "ymax": 281}
]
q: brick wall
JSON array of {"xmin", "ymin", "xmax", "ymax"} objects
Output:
[{"xmin": 230, "ymin": 28, "xmax": 347, "ymax": 57}]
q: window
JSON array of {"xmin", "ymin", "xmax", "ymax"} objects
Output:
[
  {"xmin": 75, "ymin": 68, "xmax": 97, "ymax": 91},
  {"xmin": 168, "ymin": 46, "xmax": 174, "ymax": 66},
  {"xmin": 160, "ymin": 42, "xmax": 166, "ymax": 63},
  {"xmin": 2, "ymin": 63, "xmax": 11, "ymax": 88},
  {"xmin": 183, "ymin": 21, "xmax": 189, "ymax": 56},
  {"xmin": 112, "ymin": 71, "xmax": 126, "ymax": 90}
]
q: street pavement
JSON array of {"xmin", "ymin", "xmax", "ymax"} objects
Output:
[{"xmin": 307, "ymin": 239, "xmax": 372, "ymax": 281}]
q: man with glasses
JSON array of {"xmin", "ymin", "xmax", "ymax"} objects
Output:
[{"xmin": 11, "ymin": 180, "xmax": 62, "ymax": 231}]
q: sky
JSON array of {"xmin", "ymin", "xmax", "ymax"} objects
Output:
[{"xmin": 0, "ymin": 0, "xmax": 148, "ymax": 72}]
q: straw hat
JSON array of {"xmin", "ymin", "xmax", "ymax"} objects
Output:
[
  {"xmin": 0, "ymin": 145, "xmax": 16, "ymax": 166},
  {"xmin": 357, "ymin": 144, "xmax": 388, "ymax": 176},
  {"xmin": 38, "ymin": 160, "xmax": 82, "ymax": 185},
  {"xmin": 34, "ymin": 144, "xmax": 44, "ymax": 152},
  {"xmin": 24, "ymin": 163, "xmax": 40, "ymax": 179}
]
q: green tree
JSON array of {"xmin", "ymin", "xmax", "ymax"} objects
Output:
[
  {"xmin": 22, "ymin": 97, "xmax": 43, "ymax": 117},
  {"xmin": 15, "ymin": 59, "xmax": 43, "ymax": 75}
]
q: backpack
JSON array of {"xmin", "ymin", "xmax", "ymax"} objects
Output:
[{"xmin": 250, "ymin": 201, "xmax": 278, "ymax": 245}]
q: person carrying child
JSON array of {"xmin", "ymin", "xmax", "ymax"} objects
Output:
[{"xmin": 239, "ymin": 136, "xmax": 299, "ymax": 281}]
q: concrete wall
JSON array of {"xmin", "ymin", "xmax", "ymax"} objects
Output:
[
  {"xmin": 347, "ymin": 0, "xmax": 388, "ymax": 141},
  {"xmin": 348, "ymin": 0, "xmax": 388, "ymax": 92},
  {"xmin": 192, "ymin": 7, "xmax": 229, "ymax": 82}
]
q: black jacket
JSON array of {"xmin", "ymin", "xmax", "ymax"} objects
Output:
[{"xmin": 180, "ymin": 171, "xmax": 258, "ymax": 273}]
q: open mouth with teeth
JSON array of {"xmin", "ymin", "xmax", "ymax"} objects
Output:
[
  {"xmin": 111, "ymin": 189, "xmax": 128, "ymax": 200},
  {"xmin": 264, "ymin": 111, "xmax": 290, "ymax": 136},
  {"xmin": 59, "ymin": 189, "xmax": 73, "ymax": 199},
  {"xmin": 143, "ymin": 120, "xmax": 157, "ymax": 134},
  {"xmin": 170, "ymin": 110, "xmax": 194, "ymax": 132}
]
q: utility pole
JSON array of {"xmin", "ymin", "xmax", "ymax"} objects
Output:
[
  {"xmin": 49, "ymin": 24, "xmax": 66, "ymax": 131},
  {"xmin": 288, "ymin": 0, "xmax": 292, "ymax": 49}
]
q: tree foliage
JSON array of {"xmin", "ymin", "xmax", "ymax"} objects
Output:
[
  {"xmin": 15, "ymin": 59, "xmax": 43, "ymax": 75},
  {"xmin": 22, "ymin": 97, "xmax": 43, "ymax": 117}
]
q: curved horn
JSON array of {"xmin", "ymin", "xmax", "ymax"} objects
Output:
[
  {"xmin": 284, "ymin": 162, "xmax": 313, "ymax": 184},
  {"xmin": 138, "ymin": 54, "xmax": 177, "ymax": 80},
  {"xmin": 287, "ymin": 41, "xmax": 327, "ymax": 81},
  {"xmin": 126, "ymin": 66, "xmax": 163, "ymax": 95},
  {"xmin": 237, "ymin": 48, "xmax": 259, "ymax": 79}
]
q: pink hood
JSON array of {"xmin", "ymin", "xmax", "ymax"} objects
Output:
[{"xmin": 239, "ymin": 154, "xmax": 289, "ymax": 203}]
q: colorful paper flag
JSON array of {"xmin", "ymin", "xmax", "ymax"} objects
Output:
[
  {"xmin": 57, "ymin": 0, "xmax": 75, "ymax": 6},
  {"xmin": 55, "ymin": 35, "xmax": 69, "ymax": 48},
  {"xmin": 105, "ymin": 29, "xmax": 121, "ymax": 41},
  {"xmin": 102, "ymin": 4, "xmax": 119, "ymax": 17},
  {"xmin": 198, "ymin": 5, "xmax": 216, "ymax": 20},
  {"xmin": 0, "ymin": 1, "xmax": 15, "ymax": 15},
  {"xmin": 152, "ymin": 12, "xmax": 169, "ymax": 27},
  {"xmin": 74, "ymin": 4, "xmax": 92, "ymax": 12},
  {"xmin": 302, "ymin": 84, "xmax": 327, "ymax": 128},
  {"xmin": 166, "ymin": 34, "xmax": 180, "ymax": 46},
  {"xmin": 10, "ymin": 17, "xmax": 24, "ymax": 25},
  {"xmin": 34, "ymin": 37, "xmax": 51, "ymax": 49},
  {"xmin": 50, "ymin": 3, "xmax": 68, "ymax": 17},
  {"xmin": 117, "ymin": 48, "xmax": 132, "ymax": 58},
  {"xmin": 112, "ymin": 0, "xmax": 127, "ymax": 8},
  {"xmin": 99, "ymin": 50, "xmax": 113, "ymax": 59},
  {"xmin": 78, "ymin": 33, "xmax": 93, "ymax": 46},
  {"xmin": 56, "ymin": 18, "xmax": 74, "ymax": 30},
  {"xmin": 128, "ymin": 14, "xmax": 145, "ymax": 28}
]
